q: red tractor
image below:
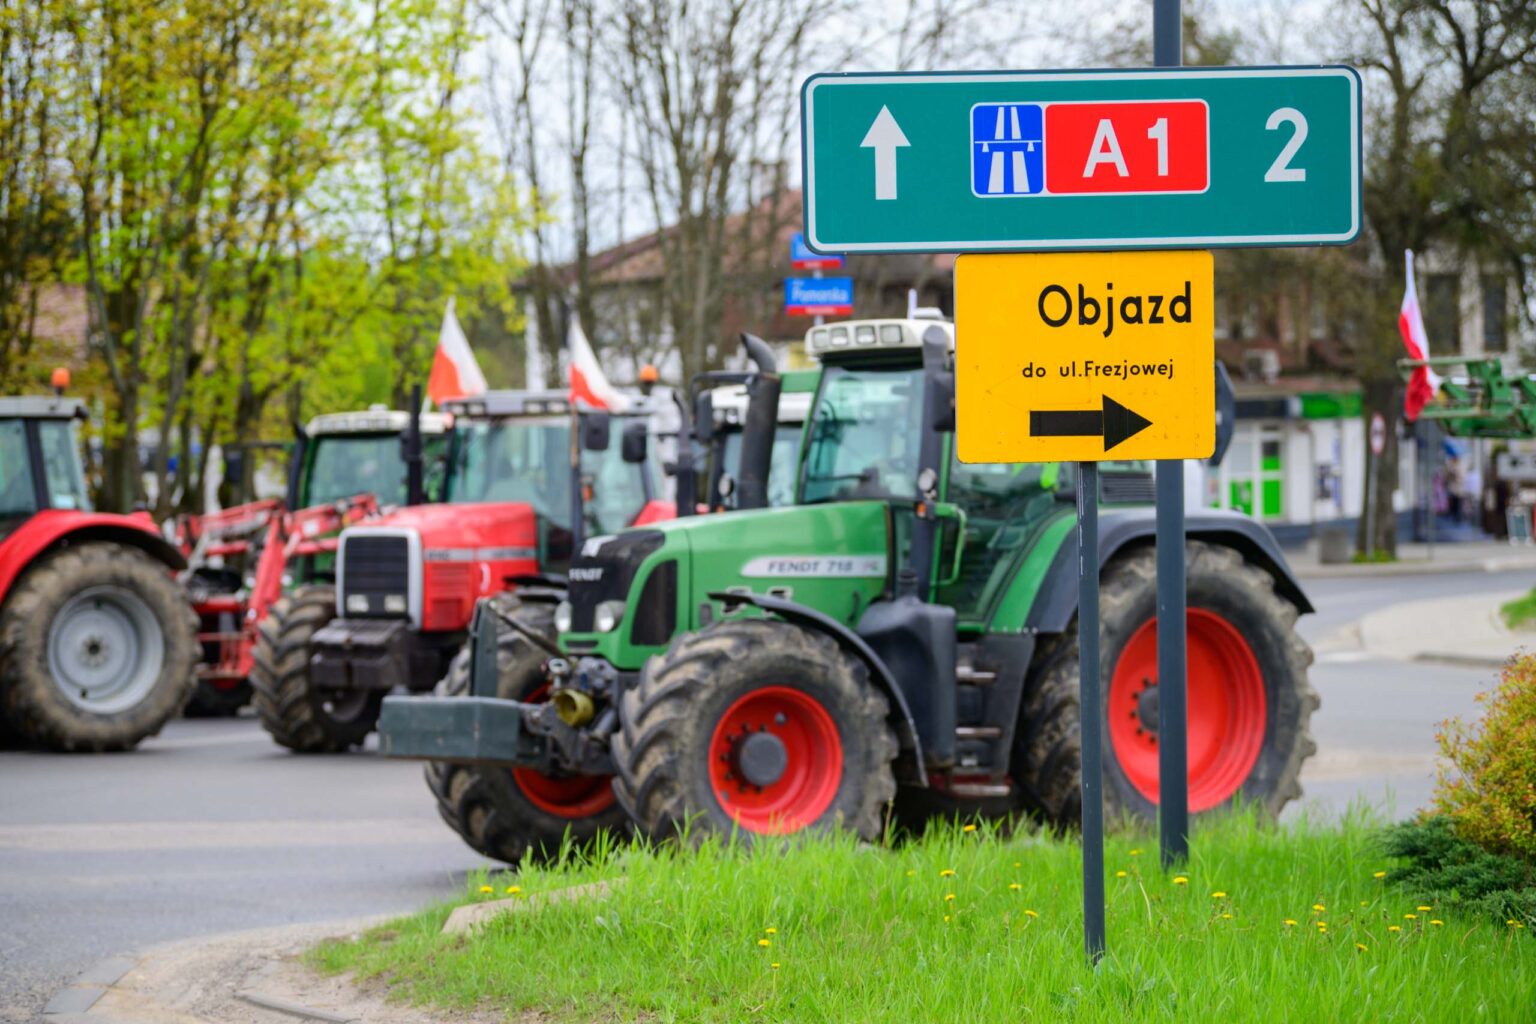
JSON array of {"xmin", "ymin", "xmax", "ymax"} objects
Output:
[
  {"xmin": 176, "ymin": 407, "xmax": 450, "ymax": 715},
  {"xmin": 250, "ymin": 390, "xmax": 672, "ymax": 752},
  {"xmin": 0, "ymin": 390, "xmax": 198, "ymax": 750}
]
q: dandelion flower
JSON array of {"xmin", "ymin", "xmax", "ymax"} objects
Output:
[
  {"xmin": 1404, "ymin": 913, "xmax": 1417, "ymax": 920},
  {"xmin": 758, "ymin": 939, "xmax": 771, "ymax": 948},
  {"xmin": 1312, "ymin": 904, "xmax": 1325, "ymax": 912},
  {"xmin": 1317, "ymin": 921, "xmax": 1327, "ymax": 929},
  {"xmin": 1009, "ymin": 883, "xmax": 1022, "ymax": 891},
  {"xmin": 1025, "ymin": 909, "xmax": 1039, "ymax": 919},
  {"xmin": 1129, "ymin": 848, "xmax": 1142, "ymax": 856},
  {"xmin": 505, "ymin": 886, "xmax": 522, "ymax": 895},
  {"xmin": 1359, "ymin": 901, "xmax": 1368, "ymax": 907},
  {"xmin": 945, "ymin": 893, "xmax": 956, "ymax": 902},
  {"xmin": 765, "ymin": 927, "xmax": 777, "ymax": 935},
  {"xmin": 1373, "ymin": 871, "xmax": 1386, "ymax": 879},
  {"xmin": 770, "ymin": 963, "xmax": 780, "ymax": 970},
  {"xmin": 906, "ymin": 870, "xmax": 916, "ymax": 877},
  {"xmin": 1355, "ymin": 943, "xmax": 1368, "ymax": 952},
  {"xmin": 1431, "ymin": 920, "xmax": 1444, "ymax": 926},
  {"xmin": 1388, "ymin": 926, "xmax": 1401, "ymax": 933},
  {"xmin": 1211, "ymin": 891, "xmax": 1227, "ymax": 899},
  {"xmin": 940, "ymin": 869, "xmax": 956, "ymax": 878},
  {"xmin": 1284, "ymin": 920, "xmax": 1298, "ymax": 927},
  {"xmin": 944, "ymin": 915, "xmax": 952, "ymax": 923},
  {"xmin": 1116, "ymin": 870, "xmax": 1128, "ymax": 878},
  {"xmin": 962, "ymin": 824, "xmax": 978, "ymax": 833},
  {"xmin": 1013, "ymin": 861, "xmax": 1022, "ymax": 868},
  {"xmin": 1417, "ymin": 905, "xmax": 1432, "ymax": 912},
  {"xmin": 1220, "ymin": 913, "xmax": 1233, "ymax": 920},
  {"xmin": 1173, "ymin": 876, "xmax": 1189, "ymax": 886},
  {"xmin": 478, "ymin": 885, "xmax": 494, "ymax": 894}
]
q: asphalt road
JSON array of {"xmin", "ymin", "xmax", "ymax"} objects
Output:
[{"xmin": 0, "ymin": 567, "xmax": 1528, "ymax": 1022}]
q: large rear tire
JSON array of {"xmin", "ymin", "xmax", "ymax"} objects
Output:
[
  {"xmin": 250, "ymin": 586, "xmax": 380, "ymax": 752},
  {"xmin": 426, "ymin": 598, "xmax": 631, "ymax": 864},
  {"xmin": 613, "ymin": 617, "xmax": 897, "ymax": 843},
  {"xmin": 0, "ymin": 543, "xmax": 198, "ymax": 752},
  {"xmin": 1014, "ymin": 541, "xmax": 1318, "ymax": 826}
]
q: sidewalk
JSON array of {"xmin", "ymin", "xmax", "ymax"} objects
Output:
[
  {"xmin": 1321, "ymin": 587, "xmax": 1534, "ymax": 668},
  {"xmin": 39, "ymin": 916, "xmax": 502, "ymax": 1024},
  {"xmin": 1289, "ymin": 539, "xmax": 1536, "ymax": 579}
]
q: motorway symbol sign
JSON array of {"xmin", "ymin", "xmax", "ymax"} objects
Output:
[
  {"xmin": 790, "ymin": 232, "xmax": 844, "ymax": 270},
  {"xmin": 955, "ymin": 250, "xmax": 1214, "ymax": 463},
  {"xmin": 802, "ymin": 66, "xmax": 1360, "ymax": 253},
  {"xmin": 785, "ymin": 276, "xmax": 853, "ymax": 316}
]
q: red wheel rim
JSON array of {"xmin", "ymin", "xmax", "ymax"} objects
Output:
[
  {"xmin": 1107, "ymin": 609, "xmax": 1267, "ymax": 812},
  {"xmin": 510, "ymin": 685, "xmax": 616, "ymax": 819},
  {"xmin": 707, "ymin": 686, "xmax": 843, "ymax": 834}
]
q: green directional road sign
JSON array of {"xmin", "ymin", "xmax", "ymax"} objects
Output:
[{"xmin": 801, "ymin": 66, "xmax": 1360, "ymax": 253}]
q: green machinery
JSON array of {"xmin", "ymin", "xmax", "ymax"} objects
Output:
[
  {"xmin": 381, "ymin": 318, "xmax": 1318, "ymax": 863},
  {"xmin": 1402, "ymin": 356, "xmax": 1536, "ymax": 437}
]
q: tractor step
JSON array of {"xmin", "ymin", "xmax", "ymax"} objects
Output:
[{"xmin": 377, "ymin": 695, "xmax": 545, "ymax": 767}]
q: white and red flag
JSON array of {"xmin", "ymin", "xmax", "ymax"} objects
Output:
[
  {"xmin": 1398, "ymin": 250, "xmax": 1442, "ymax": 421},
  {"xmin": 566, "ymin": 309, "xmax": 630, "ymax": 411},
  {"xmin": 427, "ymin": 298, "xmax": 488, "ymax": 405}
]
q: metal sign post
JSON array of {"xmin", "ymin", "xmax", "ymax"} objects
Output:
[
  {"xmin": 1076, "ymin": 462, "xmax": 1106, "ymax": 963},
  {"xmin": 1155, "ymin": 0, "xmax": 1191, "ymax": 874}
]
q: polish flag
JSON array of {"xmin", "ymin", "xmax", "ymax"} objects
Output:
[
  {"xmin": 1398, "ymin": 250, "xmax": 1442, "ymax": 421},
  {"xmin": 427, "ymin": 298, "xmax": 488, "ymax": 405},
  {"xmin": 567, "ymin": 310, "xmax": 630, "ymax": 411}
]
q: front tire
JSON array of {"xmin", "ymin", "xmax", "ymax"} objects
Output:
[
  {"xmin": 613, "ymin": 617, "xmax": 897, "ymax": 843},
  {"xmin": 250, "ymin": 586, "xmax": 380, "ymax": 752},
  {"xmin": 426, "ymin": 598, "xmax": 630, "ymax": 864},
  {"xmin": 0, "ymin": 543, "xmax": 198, "ymax": 752},
  {"xmin": 1014, "ymin": 541, "xmax": 1318, "ymax": 826}
]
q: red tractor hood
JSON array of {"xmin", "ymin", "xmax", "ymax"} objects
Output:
[{"xmin": 360, "ymin": 501, "xmax": 539, "ymax": 553}]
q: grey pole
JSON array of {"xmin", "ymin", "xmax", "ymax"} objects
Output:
[
  {"xmin": 1077, "ymin": 462, "xmax": 1106, "ymax": 964},
  {"xmin": 1154, "ymin": 0, "xmax": 1191, "ymax": 870}
]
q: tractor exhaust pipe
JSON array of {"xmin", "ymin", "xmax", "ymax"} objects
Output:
[
  {"xmin": 734, "ymin": 333, "xmax": 780, "ymax": 511},
  {"xmin": 402, "ymin": 383, "xmax": 425, "ymax": 507}
]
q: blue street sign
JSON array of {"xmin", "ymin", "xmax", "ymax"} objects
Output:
[
  {"xmin": 784, "ymin": 276, "xmax": 853, "ymax": 316},
  {"xmin": 971, "ymin": 102, "xmax": 1044, "ymax": 196},
  {"xmin": 791, "ymin": 232, "xmax": 844, "ymax": 269}
]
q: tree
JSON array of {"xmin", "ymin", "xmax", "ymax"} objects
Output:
[{"xmin": 1347, "ymin": 0, "xmax": 1536, "ymax": 556}]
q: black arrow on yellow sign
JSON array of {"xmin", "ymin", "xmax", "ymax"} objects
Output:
[{"xmin": 1030, "ymin": 395, "xmax": 1153, "ymax": 451}]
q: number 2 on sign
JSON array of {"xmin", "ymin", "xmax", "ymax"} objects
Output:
[{"xmin": 1265, "ymin": 108, "xmax": 1307, "ymax": 183}]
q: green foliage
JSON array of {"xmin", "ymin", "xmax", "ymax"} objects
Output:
[
  {"xmin": 1433, "ymin": 654, "xmax": 1536, "ymax": 862},
  {"xmin": 311, "ymin": 813, "xmax": 1536, "ymax": 1023},
  {"xmin": 1499, "ymin": 588, "xmax": 1536, "ymax": 630},
  {"xmin": 1379, "ymin": 816, "xmax": 1536, "ymax": 925}
]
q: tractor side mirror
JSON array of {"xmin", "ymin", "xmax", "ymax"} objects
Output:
[
  {"xmin": 581, "ymin": 412, "xmax": 611, "ymax": 451},
  {"xmin": 693, "ymin": 391, "xmax": 715, "ymax": 443},
  {"xmin": 621, "ymin": 421, "xmax": 648, "ymax": 464}
]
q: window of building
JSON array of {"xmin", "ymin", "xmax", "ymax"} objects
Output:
[
  {"xmin": 1425, "ymin": 273, "xmax": 1461, "ymax": 350},
  {"xmin": 1482, "ymin": 275, "xmax": 1507, "ymax": 353}
]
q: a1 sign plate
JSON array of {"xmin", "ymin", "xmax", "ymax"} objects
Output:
[
  {"xmin": 955, "ymin": 251, "xmax": 1214, "ymax": 463},
  {"xmin": 802, "ymin": 66, "xmax": 1360, "ymax": 253}
]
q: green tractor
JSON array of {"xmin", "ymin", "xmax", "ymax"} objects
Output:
[{"xmin": 382, "ymin": 317, "xmax": 1317, "ymax": 859}]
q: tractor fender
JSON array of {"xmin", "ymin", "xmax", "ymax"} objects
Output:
[
  {"xmin": 1024, "ymin": 508, "xmax": 1312, "ymax": 635},
  {"xmin": 710, "ymin": 590, "xmax": 927, "ymax": 786},
  {"xmin": 0, "ymin": 510, "xmax": 188, "ymax": 609}
]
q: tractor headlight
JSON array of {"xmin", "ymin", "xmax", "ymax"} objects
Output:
[
  {"xmin": 594, "ymin": 600, "xmax": 625, "ymax": 633},
  {"xmin": 345, "ymin": 593, "xmax": 368, "ymax": 614},
  {"xmin": 554, "ymin": 601, "xmax": 573, "ymax": 634},
  {"xmin": 383, "ymin": 594, "xmax": 407, "ymax": 614}
]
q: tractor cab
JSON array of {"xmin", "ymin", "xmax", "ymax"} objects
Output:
[
  {"xmin": 294, "ymin": 407, "xmax": 454, "ymax": 513},
  {"xmin": 0, "ymin": 396, "xmax": 93, "ymax": 536},
  {"xmin": 251, "ymin": 389, "xmax": 669, "ymax": 753},
  {"xmin": 701, "ymin": 368, "xmax": 818, "ymax": 511}
]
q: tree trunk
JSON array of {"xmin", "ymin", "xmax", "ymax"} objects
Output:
[{"xmin": 1356, "ymin": 375, "xmax": 1402, "ymax": 558}]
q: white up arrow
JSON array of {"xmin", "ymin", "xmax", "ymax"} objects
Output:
[{"xmin": 860, "ymin": 106, "xmax": 910, "ymax": 201}]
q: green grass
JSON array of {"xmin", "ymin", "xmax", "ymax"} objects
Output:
[
  {"xmin": 1500, "ymin": 586, "xmax": 1536, "ymax": 629},
  {"xmin": 313, "ymin": 812, "xmax": 1535, "ymax": 1023}
]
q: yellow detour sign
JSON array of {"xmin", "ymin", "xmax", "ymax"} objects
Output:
[{"xmin": 955, "ymin": 251, "xmax": 1215, "ymax": 463}]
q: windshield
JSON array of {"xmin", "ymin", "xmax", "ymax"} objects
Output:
[
  {"xmin": 719, "ymin": 423, "xmax": 804, "ymax": 508},
  {"xmin": 800, "ymin": 366, "xmax": 925, "ymax": 504},
  {"xmin": 0, "ymin": 419, "xmax": 37, "ymax": 518},
  {"xmin": 305, "ymin": 433, "xmax": 410, "ymax": 508},
  {"xmin": 447, "ymin": 417, "xmax": 648, "ymax": 535}
]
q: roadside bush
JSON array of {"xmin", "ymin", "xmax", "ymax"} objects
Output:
[
  {"xmin": 1432, "ymin": 654, "xmax": 1536, "ymax": 862},
  {"xmin": 1378, "ymin": 816, "xmax": 1536, "ymax": 924}
]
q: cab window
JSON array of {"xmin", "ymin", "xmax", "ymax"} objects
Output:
[
  {"xmin": 801, "ymin": 366, "xmax": 924, "ymax": 504},
  {"xmin": 38, "ymin": 420, "xmax": 91, "ymax": 512},
  {"xmin": 0, "ymin": 420, "xmax": 37, "ymax": 518},
  {"xmin": 938, "ymin": 451, "xmax": 1061, "ymax": 617}
]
